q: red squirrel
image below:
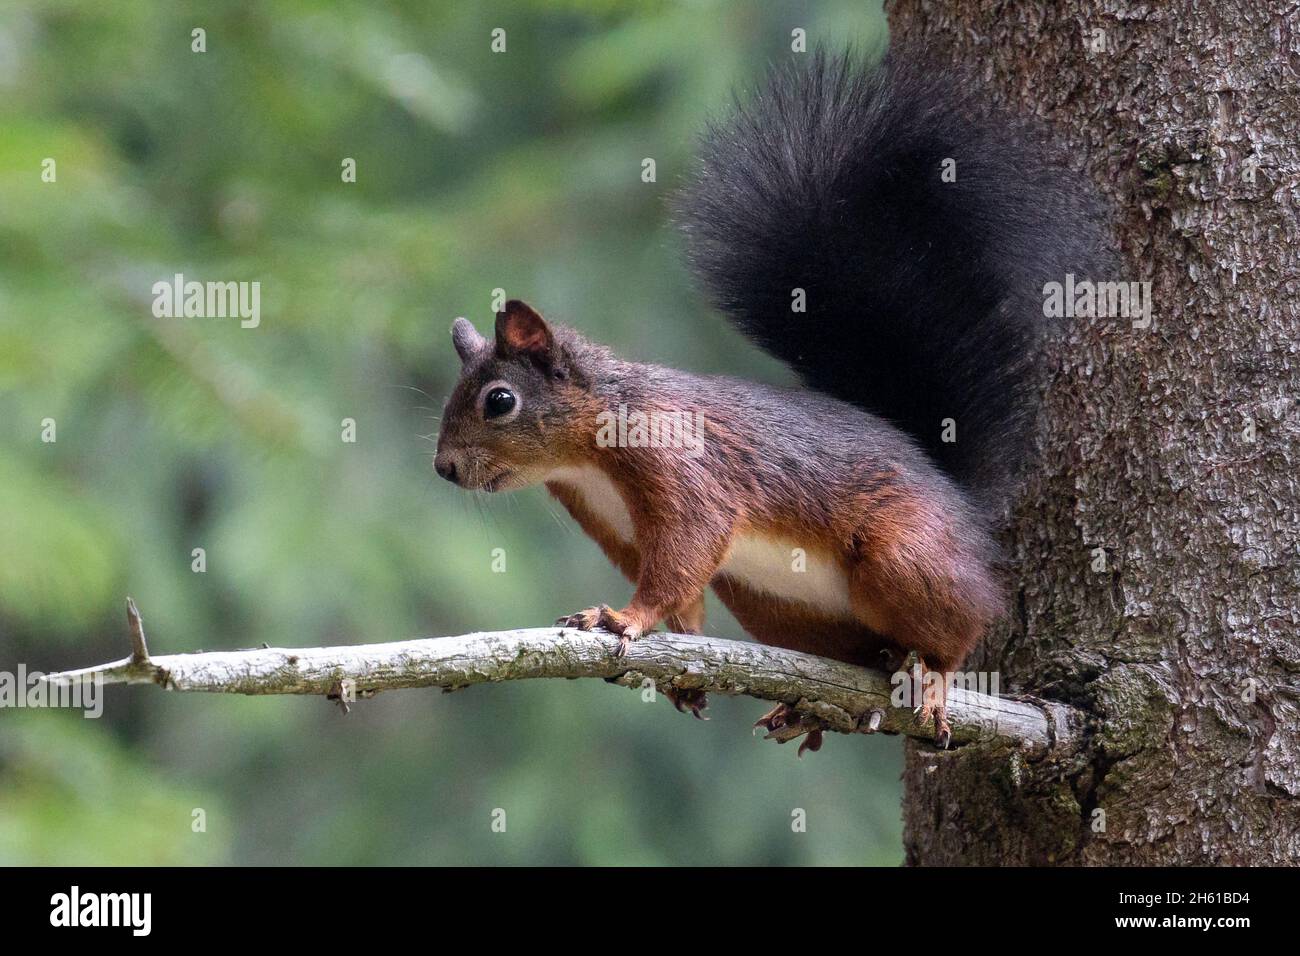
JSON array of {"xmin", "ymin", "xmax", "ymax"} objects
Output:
[{"xmin": 434, "ymin": 48, "xmax": 1103, "ymax": 750}]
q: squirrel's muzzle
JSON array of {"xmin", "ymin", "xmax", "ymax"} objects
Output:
[{"xmin": 433, "ymin": 453, "xmax": 459, "ymax": 485}]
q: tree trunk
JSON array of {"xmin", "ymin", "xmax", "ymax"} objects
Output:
[{"xmin": 888, "ymin": 0, "xmax": 1300, "ymax": 864}]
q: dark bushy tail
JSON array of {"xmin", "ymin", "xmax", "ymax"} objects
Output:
[{"xmin": 677, "ymin": 47, "xmax": 1107, "ymax": 506}]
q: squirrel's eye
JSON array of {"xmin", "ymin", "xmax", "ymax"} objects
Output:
[{"xmin": 484, "ymin": 387, "xmax": 516, "ymax": 419}]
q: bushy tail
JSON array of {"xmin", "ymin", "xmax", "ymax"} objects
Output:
[{"xmin": 677, "ymin": 46, "xmax": 1107, "ymax": 506}]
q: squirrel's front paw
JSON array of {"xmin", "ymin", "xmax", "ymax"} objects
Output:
[
  {"xmin": 556, "ymin": 606, "xmax": 603, "ymax": 630},
  {"xmin": 594, "ymin": 605, "xmax": 643, "ymax": 656},
  {"xmin": 557, "ymin": 604, "xmax": 644, "ymax": 656}
]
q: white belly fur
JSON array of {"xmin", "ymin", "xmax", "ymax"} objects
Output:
[{"xmin": 547, "ymin": 466, "xmax": 855, "ymax": 616}]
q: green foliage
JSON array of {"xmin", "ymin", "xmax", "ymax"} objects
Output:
[
  {"xmin": 0, "ymin": 0, "xmax": 898, "ymax": 864},
  {"xmin": 0, "ymin": 714, "xmax": 224, "ymax": 865}
]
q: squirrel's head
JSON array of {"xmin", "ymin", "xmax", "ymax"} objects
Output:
[{"xmin": 434, "ymin": 300, "xmax": 598, "ymax": 493}]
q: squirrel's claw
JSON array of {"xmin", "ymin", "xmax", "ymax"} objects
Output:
[
  {"xmin": 908, "ymin": 655, "xmax": 953, "ymax": 749},
  {"xmin": 797, "ymin": 729, "xmax": 824, "ymax": 757},
  {"xmin": 595, "ymin": 605, "xmax": 643, "ymax": 656},
  {"xmin": 556, "ymin": 607, "xmax": 602, "ymax": 630},
  {"xmin": 915, "ymin": 693, "xmax": 953, "ymax": 750},
  {"xmin": 663, "ymin": 686, "xmax": 709, "ymax": 720},
  {"xmin": 557, "ymin": 604, "xmax": 646, "ymax": 657},
  {"xmin": 754, "ymin": 702, "xmax": 826, "ymax": 757}
]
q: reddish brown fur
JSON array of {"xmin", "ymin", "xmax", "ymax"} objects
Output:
[{"xmin": 436, "ymin": 302, "xmax": 1006, "ymax": 742}]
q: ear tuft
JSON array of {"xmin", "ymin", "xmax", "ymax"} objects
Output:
[
  {"xmin": 495, "ymin": 300, "xmax": 554, "ymax": 361},
  {"xmin": 451, "ymin": 318, "xmax": 487, "ymax": 364}
]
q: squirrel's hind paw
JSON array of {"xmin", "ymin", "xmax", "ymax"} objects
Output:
[
  {"xmin": 663, "ymin": 686, "xmax": 709, "ymax": 720},
  {"xmin": 755, "ymin": 702, "xmax": 826, "ymax": 757},
  {"xmin": 914, "ymin": 693, "xmax": 952, "ymax": 750}
]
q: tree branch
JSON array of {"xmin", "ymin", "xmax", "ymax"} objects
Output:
[{"xmin": 42, "ymin": 599, "xmax": 1085, "ymax": 755}]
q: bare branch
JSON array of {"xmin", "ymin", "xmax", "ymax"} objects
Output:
[{"xmin": 42, "ymin": 603, "xmax": 1086, "ymax": 756}]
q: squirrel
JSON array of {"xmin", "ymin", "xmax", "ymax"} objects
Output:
[{"xmin": 433, "ymin": 47, "xmax": 1104, "ymax": 750}]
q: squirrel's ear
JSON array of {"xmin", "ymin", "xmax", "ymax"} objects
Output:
[
  {"xmin": 495, "ymin": 300, "xmax": 555, "ymax": 363},
  {"xmin": 451, "ymin": 318, "xmax": 488, "ymax": 364}
]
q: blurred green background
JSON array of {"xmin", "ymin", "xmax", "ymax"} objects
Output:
[{"xmin": 0, "ymin": 0, "xmax": 900, "ymax": 865}]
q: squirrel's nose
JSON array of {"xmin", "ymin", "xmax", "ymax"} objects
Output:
[{"xmin": 434, "ymin": 454, "xmax": 459, "ymax": 485}]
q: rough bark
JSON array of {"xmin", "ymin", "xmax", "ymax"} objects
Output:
[{"xmin": 888, "ymin": 0, "xmax": 1300, "ymax": 864}]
